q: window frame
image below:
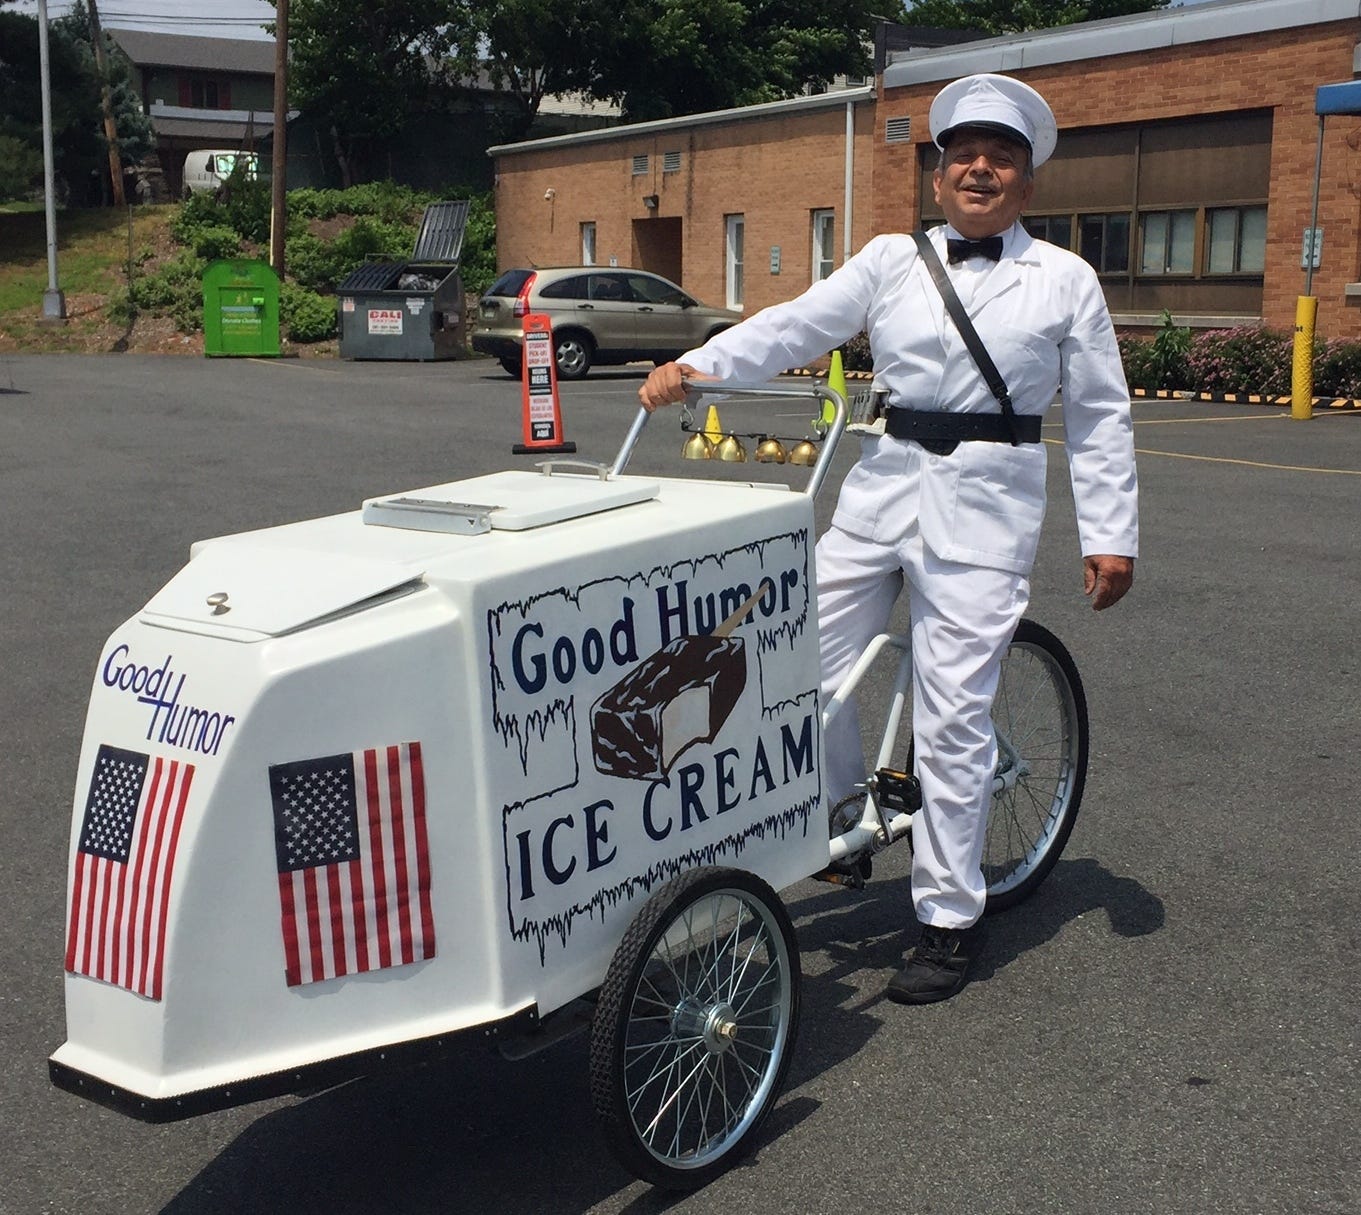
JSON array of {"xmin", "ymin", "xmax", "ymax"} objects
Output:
[
  {"xmin": 811, "ymin": 209, "xmax": 835, "ymax": 283},
  {"xmin": 725, "ymin": 214, "xmax": 745, "ymax": 310}
]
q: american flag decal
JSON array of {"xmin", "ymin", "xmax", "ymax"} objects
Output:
[
  {"xmin": 269, "ymin": 742, "xmax": 435, "ymax": 988},
  {"xmin": 64, "ymin": 744, "xmax": 195, "ymax": 1000}
]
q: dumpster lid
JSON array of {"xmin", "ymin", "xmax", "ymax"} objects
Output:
[
  {"xmin": 362, "ymin": 469, "xmax": 659, "ymax": 534},
  {"xmin": 336, "ymin": 261, "xmax": 404, "ymax": 293},
  {"xmin": 410, "ymin": 200, "xmax": 470, "ymax": 263},
  {"xmin": 139, "ymin": 544, "xmax": 421, "ymax": 639}
]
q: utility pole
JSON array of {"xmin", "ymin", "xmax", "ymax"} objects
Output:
[
  {"xmin": 270, "ymin": 0, "xmax": 289, "ymax": 278},
  {"xmin": 36, "ymin": 0, "xmax": 65, "ymax": 320},
  {"xmin": 86, "ymin": 0, "xmax": 126, "ymax": 208}
]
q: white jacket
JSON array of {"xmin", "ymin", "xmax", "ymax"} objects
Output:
[{"xmin": 681, "ymin": 223, "xmax": 1139, "ymax": 575}]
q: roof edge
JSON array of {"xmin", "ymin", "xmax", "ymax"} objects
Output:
[
  {"xmin": 881, "ymin": 0, "xmax": 1361, "ymax": 88},
  {"xmin": 487, "ymin": 86, "xmax": 874, "ymax": 157}
]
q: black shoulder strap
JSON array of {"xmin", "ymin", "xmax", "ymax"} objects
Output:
[{"xmin": 910, "ymin": 229, "xmax": 1019, "ymax": 445}]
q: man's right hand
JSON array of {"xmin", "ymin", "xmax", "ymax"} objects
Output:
[{"xmin": 639, "ymin": 362, "xmax": 707, "ymax": 411}]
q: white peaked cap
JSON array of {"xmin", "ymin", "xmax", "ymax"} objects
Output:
[{"xmin": 929, "ymin": 74, "xmax": 1058, "ymax": 167}]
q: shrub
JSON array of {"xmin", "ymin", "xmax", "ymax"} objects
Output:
[
  {"xmin": 285, "ymin": 231, "xmax": 344, "ymax": 293},
  {"xmin": 111, "ymin": 250, "xmax": 206, "ymax": 333},
  {"xmin": 1119, "ymin": 309, "xmax": 1191, "ymax": 390},
  {"xmin": 1184, "ymin": 326, "xmax": 1293, "ymax": 395},
  {"xmin": 280, "ymin": 281, "xmax": 336, "ymax": 343},
  {"xmin": 170, "ymin": 190, "xmax": 225, "ymax": 245},
  {"xmin": 0, "ymin": 134, "xmax": 44, "ymax": 202},
  {"xmin": 218, "ymin": 171, "xmax": 271, "ymax": 244},
  {"xmin": 841, "ymin": 331, "xmax": 872, "ymax": 372},
  {"xmin": 1312, "ymin": 338, "xmax": 1361, "ymax": 398},
  {"xmin": 190, "ymin": 225, "xmax": 242, "ymax": 261}
]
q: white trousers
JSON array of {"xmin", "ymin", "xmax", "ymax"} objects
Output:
[{"xmin": 817, "ymin": 459, "xmax": 1030, "ymax": 929}]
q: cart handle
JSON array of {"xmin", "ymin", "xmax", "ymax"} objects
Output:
[{"xmin": 609, "ymin": 379, "xmax": 848, "ymax": 499}]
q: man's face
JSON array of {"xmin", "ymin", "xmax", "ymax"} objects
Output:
[{"xmin": 932, "ymin": 130, "xmax": 1034, "ymax": 239}]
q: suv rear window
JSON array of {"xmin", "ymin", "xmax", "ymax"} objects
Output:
[
  {"xmin": 485, "ymin": 269, "xmax": 534, "ymax": 297},
  {"xmin": 538, "ymin": 276, "xmax": 588, "ymax": 300}
]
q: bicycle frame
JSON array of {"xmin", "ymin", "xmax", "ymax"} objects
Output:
[{"xmin": 824, "ymin": 633, "xmax": 1030, "ymax": 866}]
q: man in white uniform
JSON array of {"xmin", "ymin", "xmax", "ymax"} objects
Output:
[{"xmin": 639, "ymin": 74, "xmax": 1138, "ymax": 1003}]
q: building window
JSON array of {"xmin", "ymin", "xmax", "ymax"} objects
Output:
[
  {"xmin": 1206, "ymin": 205, "xmax": 1266, "ymax": 274},
  {"xmin": 1140, "ymin": 210, "xmax": 1196, "ymax": 275},
  {"xmin": 725, "ymin": 214, "xmax": 744, "ymax": 310},
  {"xmin": 180, "ymin": 75, "xmax": 231, "ymax": 109},
  {"xmin": 1025, "ymin": 214, "xmax": 1074, "ymax": 250},
  {"xmin": 811, "ymin": 210, "xmax": 835, "ymax": 282},
  {"xmin": 581, "ymin": 221, "xmax": 596, "ymax": 266},
  {"xmin": 1078, "ymin": 213, "xmax": 1130, "ymax": 273},
  {"xmin": 631, "ymin": 154, "xmax": 648, "ymax": 176}
]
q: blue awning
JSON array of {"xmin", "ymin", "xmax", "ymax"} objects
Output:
[{"xmin": 1316, "ymin": 81, "xmax": 1361, "ymax": 115}]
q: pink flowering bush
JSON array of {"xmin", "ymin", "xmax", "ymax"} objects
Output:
[{"xmin": 1183, "ymin": 327, "xmax": 1293, "ymax": 395}]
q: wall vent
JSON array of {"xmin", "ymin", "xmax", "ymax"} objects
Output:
[
  {"xmin": 663, "ymin": 150, "xmax": 682, "ymax": 173},
  {"xmin": 885, "ymin": 116, "xmax": 911, "ymax": 143},
  {"xmin": 631, "ymin": 154, "xmax": 649, "ymax": 175}
]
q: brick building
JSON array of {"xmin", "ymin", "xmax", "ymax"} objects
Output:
[{"xmin": 488, "ymin": 0, "xmax": 1361, "ymax": 340}]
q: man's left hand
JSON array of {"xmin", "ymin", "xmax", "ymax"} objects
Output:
[{"xmin": 1083, "ymin": 555, "xmax": 1134, "ymax": 611}]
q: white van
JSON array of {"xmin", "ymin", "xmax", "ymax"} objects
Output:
[{"xmin": 181, "ymin": 149, "xmax": 260, "ymax": 197}]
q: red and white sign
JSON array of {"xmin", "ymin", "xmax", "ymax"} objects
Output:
[{"xmin": 367, "ymin": 308, "xmax": 403, "ymax": 335}]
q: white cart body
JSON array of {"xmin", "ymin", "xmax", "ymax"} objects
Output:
[{"xmin": 50, "ymin": 464, "xmax": 830, "ymax": 1116}]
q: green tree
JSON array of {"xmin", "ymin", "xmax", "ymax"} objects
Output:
[
  {"xmin": 0, "ymin": 4, "xmax": 153, "ymax": 204},
  {"xmin": 896, "ymin": 0, "xmax": 1167, "ymax": 36},
  {"xmin": 473, "ymin": 0, "xmax": 875, "ymax": 128},
  {"xmin": 59, "ymin": 2, "xmax": 157, "ymax": 188},
  {"xmin": 274, "ymin": 0, "xmax": 480, "ymax": 187},
  {"xmin": 0, "ymin": 9, "xmax": 101, "ymax": 203}
]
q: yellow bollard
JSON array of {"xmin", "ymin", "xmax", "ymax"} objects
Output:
[{"xmin": 1292, "ymin": 296, "xmax": 1317, "ymax": 420}]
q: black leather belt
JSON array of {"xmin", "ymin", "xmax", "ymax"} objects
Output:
[{"xmin": 885, "ymin": 408, "xmax": 1042, "ymax": 456}]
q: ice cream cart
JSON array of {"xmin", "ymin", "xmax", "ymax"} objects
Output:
[{"xmin": 49, "ymin": 383, "xmax": 1087, "ymax": 1189}]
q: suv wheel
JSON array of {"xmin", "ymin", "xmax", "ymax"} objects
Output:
[
  {"xmin": 499, "ymin": 356, "xmax": 523, "ymax": 378},
  {"xmin": 555, "ymin": 332, "xmax": 593, "ymax": 380}
]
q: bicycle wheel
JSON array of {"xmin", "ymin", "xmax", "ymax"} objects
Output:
[
  {"xmin": 589, "ymin": 867, "xmax": 800, "ymax": 1190},
  {"xmin": 983, "ymin": 618, "xmax": 1088, "ymax": 913}
]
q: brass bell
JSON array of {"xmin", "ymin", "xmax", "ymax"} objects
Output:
[
  {"xmin": 754, "ymin": 436, "xmax": 786, "ymax": 464},
  {"xmin": 788, "ymin": 438, "xmax": 819, "ymax": 466},
  {"xmin": 715, "ymin": 433, "xmax": 747, "ymax": 462},
  {"xmin": 682, "ymin": 431, "xmax": 714, "ymax": 460}
]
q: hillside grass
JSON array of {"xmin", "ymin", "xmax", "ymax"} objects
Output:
[{"xmin": 0, "ymin": 206, "xmax": 210, "ymax": 354}]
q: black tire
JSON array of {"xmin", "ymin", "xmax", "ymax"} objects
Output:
[
  {"xmin": 498, "ymin": 355, "xmax": 522, "ymax": 378},
  {"xmin": 554, "ymin": 331, "xmax": 593, "ymax": 379},
  {"xmin": 589, "ymin": 866, "xmax": 800, "ymax": 1190},
  {"xmin": 983, "ymin": 618, "xmax": 1089, "ymax": 913}
]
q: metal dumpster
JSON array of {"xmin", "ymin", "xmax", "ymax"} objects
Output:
[{"xmin": 337, "ymin": 200, "xmax": 470, "ymax": 361}]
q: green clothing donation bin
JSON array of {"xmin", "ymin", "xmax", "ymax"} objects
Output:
[{"xmin": 203, "ymin": 259, "xmax": 281, "ymax": 357}]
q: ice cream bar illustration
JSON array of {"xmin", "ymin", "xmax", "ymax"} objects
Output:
[{"xmin": 590, "ymin": 583, "xmax": 770, "ymax": 781}]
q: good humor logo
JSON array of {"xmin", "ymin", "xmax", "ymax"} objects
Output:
[{"xmin": 101, "ymin": 644, "xmax": 236, "ymax": 757}]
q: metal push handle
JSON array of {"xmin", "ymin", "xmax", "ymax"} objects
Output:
[{"xmin": 609, "ymin": 379, "xmax": 848, "ymax": 499}]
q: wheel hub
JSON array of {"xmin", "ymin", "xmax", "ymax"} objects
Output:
[{"xmin": 672, "ymin": 999, "xmax": 739, "ymax": 1054}]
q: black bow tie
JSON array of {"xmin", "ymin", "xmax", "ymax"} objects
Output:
[{"xmin": 946, "ymin": 236, "xmax": 1004, "ymax": 264}]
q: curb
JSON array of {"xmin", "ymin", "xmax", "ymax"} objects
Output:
[{"xmin": 1131, "ymin": 388, "xmax": 1361, "ymax": 409}]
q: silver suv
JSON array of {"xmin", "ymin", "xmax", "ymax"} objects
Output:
[{"xmin": 472, "ymin": 267, "xmax": 742, "ymax": 380}]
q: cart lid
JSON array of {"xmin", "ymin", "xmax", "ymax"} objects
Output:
[
  {"xmin": 362, "ymin": 469, "xmax": 659, "ymax": 535},
  {"xmin": 139, "ymin": 544, "xmax": 420, "ymax": 639},
  {"xmin": 410, "ymin": 200, "xmax": 470, "ymax": 263}
]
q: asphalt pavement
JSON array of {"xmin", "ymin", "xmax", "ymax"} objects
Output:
[{"xmin": 1, "ymin": 352, "xmax": 1357, "ymax": 1214}]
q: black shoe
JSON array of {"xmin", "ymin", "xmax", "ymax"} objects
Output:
[{"xmin": 885, "ymin": 924, "xmax": 978, "ymax": 1005}]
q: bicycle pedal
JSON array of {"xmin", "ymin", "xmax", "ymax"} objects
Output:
[
  {"xmin": 811, "ymin": 855, "xmax": 872, "ymax": 890},
  {"xmin": 872, "ymin": 766, "xmax": 922, "ymax": 814}
]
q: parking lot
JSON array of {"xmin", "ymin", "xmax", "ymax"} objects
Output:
[{"xmin": 1, "ymin": 352, "xmax": 1357, "ymax": 1214}]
